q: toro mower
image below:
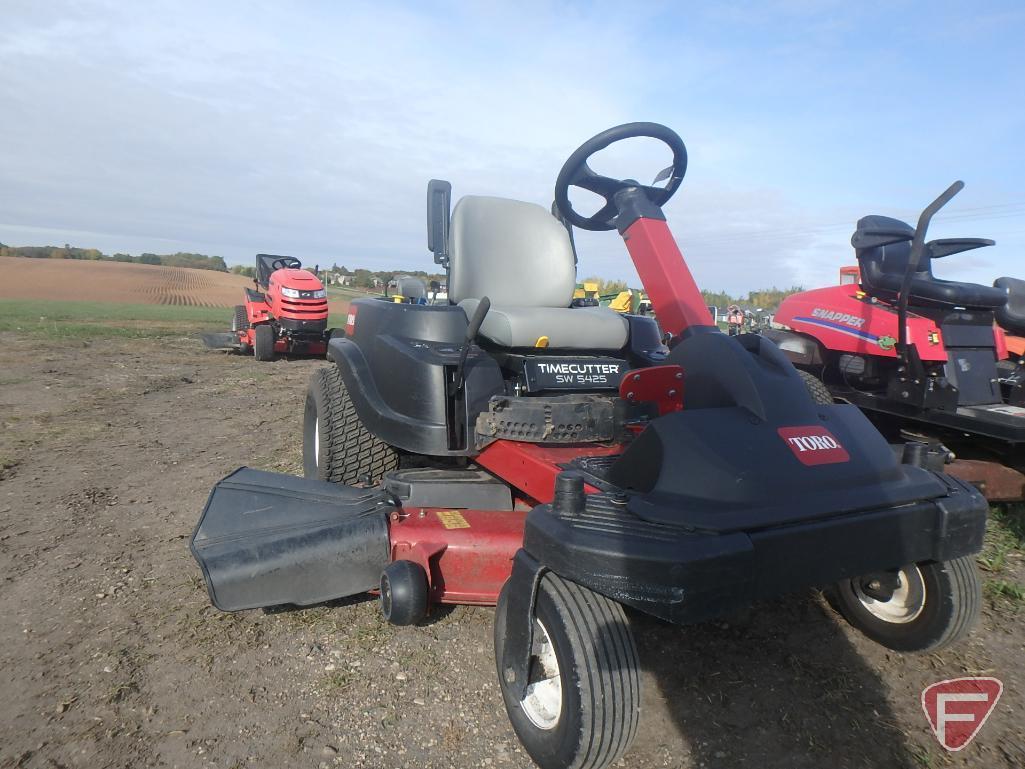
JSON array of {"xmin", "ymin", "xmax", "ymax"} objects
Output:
[
  {"xmin": 218, "ymin": 253, "xmax": 330, "ymax": 360},
  {"xmin": 768, "ymin": 185, "xmax": 1025, "ymax": 499},
  {"xmin": 191, "ymin": 124, "xmax": 988, "ymax": 769}
]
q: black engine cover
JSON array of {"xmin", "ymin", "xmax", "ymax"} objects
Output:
[{"xmin": 609, "ymin": 332, "xmax": 948, "ymax": 532}]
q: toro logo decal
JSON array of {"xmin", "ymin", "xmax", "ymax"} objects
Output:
[
  {"xmin": 778, "ymin": 426, "xmax": 850, "ymax": 466},
  {"xmin": 921, "ymin": 677, "xmax": 1002, "ymax": 752},
  {"xmin": 345, "ymin": 306, "xmax": 358, "ymax": 335}
]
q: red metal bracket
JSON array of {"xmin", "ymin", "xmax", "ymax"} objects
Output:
[
  {"xmin": 619, "ymin": 365, "xmax": 684, "ymax": 415},
  {"xmin": 475, "ymin": 441, "xmax": 619, "ymax": 503}
]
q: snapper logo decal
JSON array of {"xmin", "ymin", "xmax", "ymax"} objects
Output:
[{"xmin": 778, "ymin": 426, "xmax": 850, "ymax": 466}]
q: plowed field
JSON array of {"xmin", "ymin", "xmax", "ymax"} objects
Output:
[{"xmin": 0, "ymin": 256, "xmax": 250, "ymax": 307}]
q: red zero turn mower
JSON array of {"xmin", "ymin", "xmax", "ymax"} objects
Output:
[
  {"xmin": 768, "ymin": 185, "xmax": 1025, "ymax": 501},
  {"xmin": 191, "ymin": 124, "xmax": 988, "ymax": 769},
  {"xmin": 231, "ymin": 254, "xmax": 329, "ymax": 360}
]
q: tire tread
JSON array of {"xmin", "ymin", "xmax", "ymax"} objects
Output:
[{"xmin": 308, "ymin": 366, "xmax": 399, "ymax": 485}]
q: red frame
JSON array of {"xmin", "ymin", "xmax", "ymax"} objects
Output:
[
  {"xmin": 620, "ymin": 217, "xmax": 714, "ymax": 335},
  {"xmin": 388, "ymin": 442, "xmax": 622, "ymax": 606}
]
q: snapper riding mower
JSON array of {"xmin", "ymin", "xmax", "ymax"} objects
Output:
[
  {"xmin": 204, "ymin": 253, "xmax": 331, "ymax": 360},
  {"xmin": 767, "ymin": 185, "xmax": 1025, "ymax": 501},
  {"xmin": 190, "ymin": 124, "xmax": 989, "ymax": 769}
]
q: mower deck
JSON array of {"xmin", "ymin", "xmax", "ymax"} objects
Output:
[{"xmin": 836, "ymin": 385, "xmax": 1025, "ymax": 443}]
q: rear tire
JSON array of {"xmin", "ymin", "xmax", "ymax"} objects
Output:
[
  {"xmin": 303, "ymin": 366, "xmax": 399, "ymax": 484},
  {"xmin": 828, "ymin": 557, "xmax": 981, "ymax": 653},
  {"xmin": 494, "ymin": 574, "xmax": 640, "ymax": 769},
  {"xmin": 233, "ymin": 305, "xmax": 253, "ymax": 354},
  {"xmin": 232, "ymin": 305, "xmax": 249, "ymax": 333},
  {"xmin": 253, "ymin": 324, "xmax": 275, "ymax": 361},
  {"xmin": 798, "ymin": 369, "xmax": 834, "ymax": 405}
]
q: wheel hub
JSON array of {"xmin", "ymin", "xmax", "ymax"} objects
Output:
[
  {"xmin": 520, "ymin": 620, "xmax": 562, "ymax": 730},
  {"xmin": 853, "ymin": 565, "xmax": 926, "ymax": 624}
]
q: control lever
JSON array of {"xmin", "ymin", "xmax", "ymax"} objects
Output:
[{"xmin": 454, "ymin": 296, "xmax": 491, "ymax": 393}]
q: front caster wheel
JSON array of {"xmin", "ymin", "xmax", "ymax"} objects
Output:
[
  {"xmin": 380, "ymin": 560, "xmax": 428, "ymax": 626},
  {"xmin": 828, "ymin": 557, "xmax": 981, "ymax": 653},
  {"xmin": 494, "ymin": 573, "xmax": 640, "ymax": 769}
]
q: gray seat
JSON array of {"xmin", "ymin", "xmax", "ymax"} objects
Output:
[
  {"xmin": 448, "ymin": 196, "xmax": 629, "ymax": 350},
  {"xmin": 394, "ymin": 274, "xmax": 427, "ymax": 300}
]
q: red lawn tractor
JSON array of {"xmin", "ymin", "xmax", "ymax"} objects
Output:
[
  {"xmin": 767, "ymin": 186, "xmax": 1025, "ymax": 500},
  {"xmin": 231, "ymin": 254, "xmax": 330, "ymax": 360}
]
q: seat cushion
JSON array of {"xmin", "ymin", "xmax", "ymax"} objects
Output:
[
  {"xmin": 995, "ymin": 277, "xmax": 1025, "ymax": 336},
  {"xmin": 865, "ymin": 272, "xmax": 1009, "ymax": 309},
  {"xmin": 858, "ymin": 240, "xmax": 1007, "ymax": 309},
  {"xmin": 460, "ymin": 299, "xmax": 629, "ymax": 350}
]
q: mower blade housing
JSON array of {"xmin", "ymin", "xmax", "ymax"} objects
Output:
[{"xmin": 200, "ymin": 332, "xmax": 239, "ymax": 350}]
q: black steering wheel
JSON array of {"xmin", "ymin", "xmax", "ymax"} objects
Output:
[
  {"xmin": 554, "ymin": 122, "xmax": 688, "ymax": 231},
  {"xmin": 271, "ymin": 257, "xmax": 300, "ymax": 271}
]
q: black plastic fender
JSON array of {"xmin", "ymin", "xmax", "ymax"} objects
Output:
[
  {"xmin": 327, "ymin": 298, "xmax": 504, "ymax": 456},
  {"xmin": 497, "ymin": 550, "xmax": 546, "ymax": 700}
]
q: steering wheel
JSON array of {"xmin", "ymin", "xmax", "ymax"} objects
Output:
[
  {"xmin": 271, "ymin": 257, "xmax": 300, "ymax": 271},
  {"xmin": 554, "ymin": 122, "xmax": 688, "ymax": 231}
]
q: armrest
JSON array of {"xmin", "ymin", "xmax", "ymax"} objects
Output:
[{"xmin": 926, "ymin": 238, "xmax": 995, "ymax": 258}]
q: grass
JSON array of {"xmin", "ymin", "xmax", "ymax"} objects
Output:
[
  {"xmin": 325, "ymin": 285, "xmax": 384, "ymax": 300},
  {"xmin": 979, "ymin": 506, "xmax": 1025, "ymax": 610},
  {"xmin": 0, "ymin": 298, "xmax": 348, "ymax": 339},
  {"xmin": 0, "ymin": 298, "xmax": 228, "ymax": 338}
]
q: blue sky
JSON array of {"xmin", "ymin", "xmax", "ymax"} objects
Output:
[{"xmin": 1, "ymin": 0, "xmax": 1022, "ymax": 294}]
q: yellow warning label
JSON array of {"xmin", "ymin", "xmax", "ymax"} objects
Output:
[{"xmin": 436, "ymin": 510, "xmax": 470, "ymax": 529}]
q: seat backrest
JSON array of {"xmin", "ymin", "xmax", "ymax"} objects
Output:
[
  {"xmin": 394, "ymin": 274, "xmax": 427, "ymax": 300},
  {"xmin": 448, "ymin": 196, "xmax": 576, "ymax": 307},
  {"xmin": 995, "ymin": 276, "xmax": 1025, "ymax": 335},
  {"xmin": 853, "ymin": 215, "xmax": 921, "ymax": 294}
]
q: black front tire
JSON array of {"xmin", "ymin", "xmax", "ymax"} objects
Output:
[
  {"xmin": 828, "ymin": 557, "xmax": 981, "ymax": 653},
  {"xmin": 494, "ymin": 573, "xmax": 640, "ymax": 769},
  {"xmin": 797, "ymin": 369, "xmax": 834, "ymax": 405},
  {"xmin": 380, "ymin": 560, "xmax": 429, "ymax": 626},
  {"xmin": 303, "ymin": 366, "xmax": 399, "ymax": 484},
  {"xmin": 253, "ymin": 324, "xmax": 275, "ymax": 361}
]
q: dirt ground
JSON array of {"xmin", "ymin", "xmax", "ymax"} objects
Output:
[{"xmin": 1, "ymin": 331, "xmax": 1023, "ymax": 769}]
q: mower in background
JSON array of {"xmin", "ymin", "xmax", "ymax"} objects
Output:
[
  {"xmin": 191, "ymin": 124, "xmax": 989, "ymax": 769},
  {"xmin": 768, "ymin": 186, "xmax": 1025, "ymax": 501},
  {"xmin": 226, "ymin": 254, "xmax": 331, "ymax": 360}
]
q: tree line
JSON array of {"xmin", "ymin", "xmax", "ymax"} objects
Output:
[
  {"xmin": 700, "ymin": 286, "xmax": 804, "ymax": 313},
  {"xmin": 0, "ymin": 243, "xmax": 227, "ymax": 272}
]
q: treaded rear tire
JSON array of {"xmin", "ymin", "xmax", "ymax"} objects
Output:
[
  {"xmin": 827, "ymin": 557, "xmax": 981, "ymax": 653},
  {"xmin": 798, "ymin": 369, "xmax": 833, "ymax": 405},
  {"xmin": 303, "ymin": 365, "xmax": 399, "ymax": 484},
  {"xmin": 233, "ymin": 305, "xmax": 252, "ymax": 353},
  {"xmin": 494, "ymin": 573, "xmax": 641, "ymax": 769},
  {"xmin": 232, "ymin": 305, "xmax": 249, "ymax": 333},
  {"xmin": 253, "ymin": 324, "xmax": 275, "ymax": 361}
]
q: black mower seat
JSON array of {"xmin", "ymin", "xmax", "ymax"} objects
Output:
[
  {"xmin": 854, "ymin": 216, "xmax": 1007, "ymax": 310},
  {"xmin": 995, "ymin": 276, "xmax": 1025, "ymax": 336},
  {"xmin": 256, "ymin": 253, "xmax": 301, "ymax": 289},
  {"xmin": 448, "ymin": 196, "xmax": 629, "ymax": 350}
]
